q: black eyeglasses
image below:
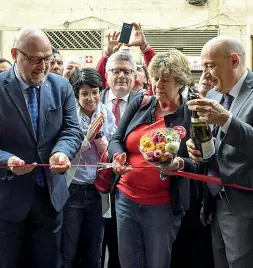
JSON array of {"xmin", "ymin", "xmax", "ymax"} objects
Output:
[
  {"xmin": 108, "ymin": 68, "xmax": 134, "ymax": 76},
  {"xmin": 15, "ymin": 48, "xmax": 54, "ymax": 65}
]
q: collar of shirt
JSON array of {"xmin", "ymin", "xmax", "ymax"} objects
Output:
[
  {"xmin": 14, "ymin": 64, "xmax": 40, "ymax": 91},
  {"xmin": 229, "ymin": 69, "xmax": 248, "ymax": 101},
  {"xmin": 107, "ymin": 88, "xmax": 130, "ymax": 103}
]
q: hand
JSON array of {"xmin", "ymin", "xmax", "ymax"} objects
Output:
[
  {"xmin": 200, "ymin": 206, "xmax": 213, "ymax": 226},
  {"xmin": 198, "ymin": 71, "xmax": 214, "ymax": 97},
  {"xmin": 49, "ymin": 152, "xmax": 71, "ymax": 173},
  {"xmin": 113, "ymin": 152, "xmax": 133, "ymax": 175},
  {"xmin": 187, "ymin": 98, "xmax": 231, "ymax": 126},
  {"xmin": 106, "ymin": 32, "xmax": 122, "ymax": 56},
  {"xmin": 126, "ymin": 22, "xmax": 147, "ymax": 49},
  {"xmin": 158, "ymin": 157, "xmax": 184, "ymax": 174},
  {"xmin": 86, "ymin": 112, "xmax": 105, "ymax": 143},
  {"xmin": 7, "ymin": 156, "xmax": 36, "ymax": 175},
  {"xmin": 186, "ymin": 138, "xmax": 203, "ymax": 163}
]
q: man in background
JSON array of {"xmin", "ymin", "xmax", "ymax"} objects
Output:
[
  {"xmin": 63, "ymin": 58, "xmax": 82, "ymax": 79},
  {"xmin": 0, "ymin": 57, "xmax": 12, "ymax": 73},
  {"xmin": 49, "ymin": 48, "xmax": 64, "ymax": 76},
  {"xmin": 100, "ymin": 51, "xmax": 138, "ymax": 268}
]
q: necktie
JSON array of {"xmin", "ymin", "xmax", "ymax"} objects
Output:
[
  {"xmin": 207, "ymin": 93, "xmax": 234, "ymax": 197},
  {"xmin": 27, "ymin": 87, "xmax": 45, "ymax": 187},
  {"xmin": 112, "ymin": 99, "xmax": 122, "ymax": 126},
  {"xmin": 27, "ymin": 87, "xmax": 39, "ymax": 136}
]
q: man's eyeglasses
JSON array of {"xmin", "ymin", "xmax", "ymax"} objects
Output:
[
  {"xmin": 79, "ymin": 90, "xmax": 100, "ymax": 99},
  {"xmin": 15, "ymin": 48, "xmax": 54, "ymax": 65},
  {"xmin": 108, "ymin": 68, "xmax": 134, "ymax": 76}
]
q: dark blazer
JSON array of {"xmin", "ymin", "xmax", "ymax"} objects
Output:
[
  {"xmin": 107, "ymin": 94, "xmax": 196, "ymax": 215},
  {"xmin": 100, "ymin": 87, "xmax": 138, "ymax": 105},
  {"xmin": 204, "ymin": 70, "xmax": 253, "ymax": 218},
  {"xmin": 0, "ymin": 67, "xmax": 83, "ymax": 221}
]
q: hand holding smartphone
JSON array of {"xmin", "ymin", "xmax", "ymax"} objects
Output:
[{"xmin": 119, "ymin": 23, "xmax": 133, "ymax": 44}]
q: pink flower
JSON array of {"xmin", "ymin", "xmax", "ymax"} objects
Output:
[
  {"xmin": 154, "ymin": 150, "xmax": 162, "ymax": 158},
  {"xmin": 151, "ymin": 134, "xmax": 160, "ymax": 144},
  {"xmin": 159, "ymin": 136, "xmax": 166, "ymax": 143},
  {"xmin": 144, "ymin": 151, "xmax": 154, "ymax": 162}
]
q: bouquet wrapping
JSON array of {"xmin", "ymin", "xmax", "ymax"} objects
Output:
[{"xmin": 139, "ymin": 127, "xmax": 185, "ymax": 179}]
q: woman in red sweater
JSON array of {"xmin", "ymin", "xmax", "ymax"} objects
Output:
[{"xmin": 108, "ymin": 50, "xmax": 196, "ymax": 268}]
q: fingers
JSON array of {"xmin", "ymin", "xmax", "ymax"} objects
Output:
[
  {"xmin": 91, "ymin": 118, "xmax": 103, "ymax": 133},
  {"xmin": 90, "ymin": 114, "xmax": 104, "ymax": 130},
  {"xmin": 186, "ymin": 139, "xmax": 203, "ymax": 162},
  {"xmin": 58, "ymin": 154, "xmax": 71, "ymax": 166},
  {"xmin": 114, "ymin": 152, "xmax": 127, "ymax": 164},
  {"xmin": 12, "ymin": 165, "xmax": 36, "ymax": 175},
  {"xmin": 49, "ymin": 153, "xmax": 71, "ymax": 173},
  {"xmin": 187, "ymin": 98, "xmax": 212, "ymax": 107},
  {"xmin": 131, "ymin": 22, "xmax": 139, "ymax": 30},
  {"xmin": 113, "ymin": 163, "xmax": 133, "ymax": 175},
  {"xmin": 112, "ymin": 153, "xmax": 130, "ymax": 175},
  {"xmin": 8, "ymin": 156, "xmax": 37, "ymax": 175},
  {"xmin": 107, "ymin": 31, "xmax": 120, "ymax": 41},
  {"xmin": 112, "ymin": 31, "xmax": 120, "ymax": 40}
]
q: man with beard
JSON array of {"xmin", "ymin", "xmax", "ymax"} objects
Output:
[{"xmin": 0, "ymin": 27, "xmax": 83, "ymax": 267}]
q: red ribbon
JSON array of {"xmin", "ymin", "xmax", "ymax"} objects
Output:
[{"xmin": 1, "ymin": 163, "xmax": 253, "ymax": 192}]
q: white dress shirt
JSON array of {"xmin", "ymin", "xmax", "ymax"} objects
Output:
[
  {"xmin": 104, "ymin": 88, "xmax": 130, "ymax": 118},
  {"xmin": 221, "ymin": 70, "xmax": 248, "ymax": 133}
]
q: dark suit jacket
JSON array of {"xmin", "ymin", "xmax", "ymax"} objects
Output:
[
  {"xmin": 0, "ymin": 67, "xmax": 83, "ymax": 221},
  {"xmin": 204, "ymin": 70, "xmax": 253, "ymax": 218}
]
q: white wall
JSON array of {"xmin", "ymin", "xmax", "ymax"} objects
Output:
[{"xmin": 1, "ymin": 0, "xmax": 253, "ymax": 67}]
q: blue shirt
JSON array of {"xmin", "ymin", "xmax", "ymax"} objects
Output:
[{"xmin": 72, "ymin": 103, "xmax": 116, "ymax": 184}]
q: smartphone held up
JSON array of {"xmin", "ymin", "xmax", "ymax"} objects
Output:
[{"xmin": 119, "ymin": 23, "xmax": 133, "ymax": 44}]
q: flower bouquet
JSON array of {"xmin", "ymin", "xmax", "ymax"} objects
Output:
[{"xmin": 139, "ymin": 127, "xmax": 185, "ymax": 179}]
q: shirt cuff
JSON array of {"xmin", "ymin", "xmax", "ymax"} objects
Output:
[{"xmin": 221, "ymin": 113, "xmax": 233, "ymax": 134}]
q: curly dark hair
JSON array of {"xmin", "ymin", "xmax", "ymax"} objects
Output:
[{"xmin": 69, "ymin": 68, "xmax": 103, "ymax": 99}]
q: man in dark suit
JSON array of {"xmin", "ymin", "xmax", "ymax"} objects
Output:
[
  {"xmin": 187, "ymin": 36, "xmax": 253, "ymax": 268},
  {"xmin": 0, "ymin": 27, "xmax": 83, "ymax": 267},
  {"xmin": 100, "ymin": 51, "xmax": 139, "ymax": 268}
]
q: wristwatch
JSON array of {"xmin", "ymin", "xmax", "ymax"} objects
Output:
[{"xmin": 95, "ymin": 131, "xmax": 104, "ymax": 139}]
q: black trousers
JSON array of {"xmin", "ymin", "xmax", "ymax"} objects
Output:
[
  {"xmin": 171, "ymin": 198, "xmax": 214, "ymax": 268},
  {"xmin": 0, "ymin": 184, "xmax": 63, "ymax": 268},
  {"xmin": 101, "ymin": 194, "xmax": 121, "ymax": 268}
]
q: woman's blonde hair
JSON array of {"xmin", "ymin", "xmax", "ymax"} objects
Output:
[{"xmin": 148, "ymin": 50, "xmax": 193, "ymax": 88}]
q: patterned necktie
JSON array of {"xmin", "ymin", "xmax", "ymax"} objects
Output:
[
  {"xmin": 207, "ymin": 93, "xmax": 234, "ymax": 197},
  {"xmin": 27, "ymin": 87, "xmax": 45, "ymax": 187},
  {"xmin": 27, "ymin": 87, "xmax": 39, "ymax": 136},
  {"xmin": 218, "ymin": 94, "xmax": 234, "ymax": 141},
  {"xmin": 112, "ymin": 98, "xmax": 122, "ymax": 126}
]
